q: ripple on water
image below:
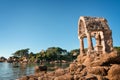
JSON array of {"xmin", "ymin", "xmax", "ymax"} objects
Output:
[{"xmin": 0, "ymin": 62, "xmax": 70, "ymax": 80}]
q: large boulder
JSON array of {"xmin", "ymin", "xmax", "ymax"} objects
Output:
[
  {"xmin": 96, "ymin": 75, "xmax": 108, "ymax": 80},
  {"xmin": 85, "ymin": 74, "xmax": 98, "ymax": 80},
  {"xmin": 34, "ymin": 65, "xmax": 47, "ymax": 73},
  {"xmin": 99, "ymin": 51, "xmax": 120, "ymax": 65},
  {"xmin": 108, "ymin": 64, "xmax": 120, "ymax": 80},
  {"xmin": 55, "ymin": 68, "xmax": 65, "ymax": 76},
  {"xmin": 75, "ymin": 64, "xmax": 86, "ymax": 74},
  {"xmin": 91, "ymin": 51, "xmax": 120, "ymax": 66},
  {"xmin": 83, "ymin": 55, "xmax": 94, "ymax": 66},
  {"xmin": 19, "ymin": 76, "xmax": 29, "ymax": 80},
  {"xmin": 28, "ymin": 75, "xmax": 38, "ymax": 80},
  {"xmin": 69, "ymin": 63, "xmax": 78, "ymax": 73},
  {"xmin": 54, "ymin": 73, "xmax": 73, "ymax": 80},
  {"xmin": 79, "ymin": 74, "xmax": 98, "ymax": 80},
  {"xmin": 77, "ymin": 55, "xmax": 87, "ymax": 64},
  {"xmin": 87, "ymin": 66, "xmax": 108, "ymax": 76}
]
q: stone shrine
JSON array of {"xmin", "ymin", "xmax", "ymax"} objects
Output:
[{"xmin": 78, "ymin": 16, "xmax": 113, "ymax": 55}]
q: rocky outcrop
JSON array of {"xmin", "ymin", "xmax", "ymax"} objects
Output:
[
  {"xmin": 7, "ymin": 56, "xmax": 19, "ymax": 63},
  {"xmin": 34, "ymin": 65, "xmax": 47, "ymax": 73},
  {"xmin": 0, "ymin": 56, "xmax": 7, "ymax": 62},
  {"xmin": 19, "ymin": 51, "xmax": 120, "ymax": 80},
  {"xmin": 108, "ymin": 64, "xmax": 120, "ymax": 80}
]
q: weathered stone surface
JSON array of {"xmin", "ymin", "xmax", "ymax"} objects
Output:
[
  {"xmin": 54, "ymin": 73, "xmax": 73, "ymax": 80},
  {"xmin": 90, "ymin": 51, "xmax": 120, "ymax": 66},
  {"xmin": 28, "ymin": 75, "xmax": 38, "ymax": 80},
  {"xmin": 46, "ymin": 72, "xmax": 55, "ymax": 76},
  {"xmin": 79, "ymin": 68, "xmax": 87, "ymax": 77},
  {"xmin": 96, "ymin": 75, "xmax": 109, "ymax": 80},
  {"xmin": 87, "ymin": 66, "xmax": 107, "ymax": 76},
  {"xmin": 29, "ymin": 78, "xmax": 37, "ymax": 80},
  {"xmin": 78, "ymin": 16, "xmax": 113, "ymax": 55},
  {"xmin": 19, "ymin": 76, "xmax": 29, "ymax": 80},
  {"xmin": 108, "ymin": 64, "xmax": 120, "ymax": 80},
  {"xmin": 75, "ymin": 64, "xmax": 86, "ymax": 74},
  {"xmin": 55, "ymin": 68, "xmax": 65, "ymax": 76},
  {"xmin": 77, "ymin": 55, "xmax": 87, "ymax": 64},
  {"xmin": 34, "ymin": 65, "xmax": 47, "ymax": 73},
  {"xmin": 38, "ymin": 76, "xmax": 44, "ymax": 80},
  {"xmin": 82, "ymin": 55, "xmax": 94, "ymax": 66},
  {"xmin": 69, "ymin": 63, "xmax": 78, "ymax": 73},
  {"xmin": 85, "ymin": 74, "xmax": 98, "ymax": 80}
]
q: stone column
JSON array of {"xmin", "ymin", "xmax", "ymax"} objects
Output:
[
  {"xmin": 87, "ymin": 33, "xmax": 93, "ymax": 52},
  {"xmin": 96, "ymin": 39, "xmax": 100, "ymax": 46},
  {"xmin": 96, "ymin": 34, "xmax": 101, "ymax": 46},
  {"xmin": 100, "ymin": 31, "xmax": 106, "ymax": 53},
  {"xmin": 80, "ymin": 37, "xmax": 85, "ymax": 55},
  {"xmin": 95, "ymin": 33, "xmax": 103, "ymax": 53}
]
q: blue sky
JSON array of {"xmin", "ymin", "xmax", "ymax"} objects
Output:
[{"xmin": 0, "ymin": 0, "xmax": 120, "ymax": 58}]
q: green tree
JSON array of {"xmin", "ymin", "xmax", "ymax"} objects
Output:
[
  {"xmin": 36, "ymin": 50, "xmax": 46, "ymax": 61},
  {"xmin": 12, "ymin": 48, "xmax": 29, "ymax": 58},
  {"xmin": 29, "ymin": 52, "xmax": 36, "ymax": 62},
  {"xmin": 29, "ymin": 52, "xmax": 35, "ymax": 57},
  {"xmin": 114, "ymin": 46, "xmax": 120, "ymax": 53},
  {"xmin": 45, "ymin": 47, "xmax": 67, "ymax": 61},
  {"xmin": 69, "ymin": 48, "xmax": 80, "ymax": 60}
]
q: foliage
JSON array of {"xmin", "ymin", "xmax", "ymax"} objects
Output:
[
  {"xmin": 69, "ymin": 48, "xmax": 80, "ymax": 60},
  {"xmin": 10, "ymin": 47, "xmax": 84, "ymax": 62},
  {"xmin": 33, "ymin": 47, "xmax": 73, "ymax": 62},
  {"xmin": 29, "ymin": 52, "xmax": 36, "ymax": 62},
  {"xmin": 114, "ymin": 46, "xmax": 120, "ymax": 53},
  {"xmin": 9, "ymin": 46, "xmax": 120, "ymax": 63},
  {"xmin": 12, "ymin": 48, "xmax": 29, "ymax": 58},
  {"xmin": 45, "ymin": 47, "xmax": 67, "ymax": 61}
]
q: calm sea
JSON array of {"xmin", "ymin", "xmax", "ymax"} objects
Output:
[{"xmin": 0, "ymin": 62, "xmax": 70, "ymax": 80}]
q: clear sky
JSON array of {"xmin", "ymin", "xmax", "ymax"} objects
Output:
[{"xmin": 0, "ymin": 0, "xmax": 120, "ymax": 58}]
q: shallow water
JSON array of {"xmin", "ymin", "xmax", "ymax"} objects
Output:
[
  {"xmin": 0, "ymin": 62, "xmax": 35, "ymax": 80},
  {"xmin": 0, "ymin": 62, "xmax": 70, "ymax": 80}
]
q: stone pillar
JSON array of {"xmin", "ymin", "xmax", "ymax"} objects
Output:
[
  {"xmin": 95, "ymin": 33, "xmax": 103, "ymax": 54},
  {"xmin": 100, "ymin": 31, "xmax": 106, "ymax": 53},
  {"xmin": 87, "ymin": 33, "xmax": 93, "ymax": 52},
  {"xmin": 80, "ymin": 37, "xmax": 85, "ymax": 55},
  {"xmin": 96, "ymin": 34, "xmax": 101, "ymax": 46},
  {"xmin": 96, "ymin": 39, "xmax": 100, "ymax": 46}
]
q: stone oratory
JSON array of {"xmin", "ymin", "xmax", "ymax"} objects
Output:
[{"xmin": 78, "ymin": 16, "xmax": 113, "ymax": 55}]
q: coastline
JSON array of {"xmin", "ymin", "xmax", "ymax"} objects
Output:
[{"xmin": 19, "ymin": 51, "xmax": 120, "ymax": 80}]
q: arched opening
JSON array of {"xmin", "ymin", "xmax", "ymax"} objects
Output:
[
  {"xmin": 83, "ymin": 38, "xmax": 88, "ymax": 53},
  {"xmin": 92, "ymin": 37, "xmax": 96, "ymax": 50}
]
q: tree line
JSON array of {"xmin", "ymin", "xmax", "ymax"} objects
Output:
[
  {"xmin": 11, "ymin": 47, "xmax": 80, "ymax": 63},
  {"xmin": 7, "ymin": 46, "xmax": 120, "ymax": 63}
]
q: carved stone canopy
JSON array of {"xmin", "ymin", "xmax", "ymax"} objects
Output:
[{"xmin": 78, "ymin": 16, "xmax": 113, "ymax": 55}]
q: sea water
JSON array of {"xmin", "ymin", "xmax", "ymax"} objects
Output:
[{"xmin": 0, "ymin": 62, "xmax": 70, "ymax": 80}]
